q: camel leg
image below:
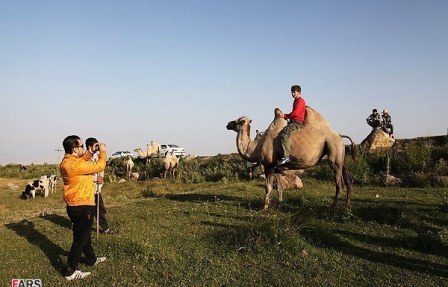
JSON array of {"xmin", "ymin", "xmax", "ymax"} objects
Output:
[
  {"xmin": 342, "ymin": 165, "xmax": 352, "ymax": 206},
  {"xmin": 264, "ymin": 168, "xmax": 275, "ymax": 210},
  {"xmin": 275, "ymin": 173, "xmax": 284, "ymax": 209},
  {"xmin": 329, "ymin": 161, "xmax": 344, "ymax": 208}
]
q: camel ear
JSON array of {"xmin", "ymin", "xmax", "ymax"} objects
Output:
[{"xmin": 249, "ymin": 119, "xmax": 252, "ymax": 124}]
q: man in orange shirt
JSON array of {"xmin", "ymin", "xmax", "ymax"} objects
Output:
[
  {"xmin": 277, "ymin": 85, "xmax": 306, "ymax": 165},
  {"xmin": 60, "ymin": 135, "xmax": 107, "ymax": 281}
]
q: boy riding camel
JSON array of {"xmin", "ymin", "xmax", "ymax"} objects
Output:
[{"xmin": 277, "ymin": 85, "xmax": 306, "ymax": 165}]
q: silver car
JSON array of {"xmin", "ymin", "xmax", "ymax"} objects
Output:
[
  {"xmin": 156, "ymin": 144, "xmax": 186, "ymax": 158},
  {"xmin": 109, "ymin": 151, "xmax": 135, "ymax": 160}
]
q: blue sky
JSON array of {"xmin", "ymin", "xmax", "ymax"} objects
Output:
[{"xmin": 1, "ymin": 0, "xmax": 447, "ymax": 164}]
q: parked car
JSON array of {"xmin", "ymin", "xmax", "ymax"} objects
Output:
[
  {"xmin": 153, "ymin": 144, "xmax": 186, "ymax": 158},
  {"xmin": 109, "ymin": 150, "xmax": 135, "ymax": 160}
]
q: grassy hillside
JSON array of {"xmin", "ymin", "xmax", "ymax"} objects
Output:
[{"xmin": 1, "ymin": 177, "xmax": 447, "ymax": 286}]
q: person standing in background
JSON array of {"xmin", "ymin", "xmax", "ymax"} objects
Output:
[{"xmin": 86, "ymin": 137, "xmax": 115, "ymax": 234}]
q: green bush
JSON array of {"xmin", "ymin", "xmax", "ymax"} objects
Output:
[
  {"xmin": 402, "ymin": 172, "xmax": 432, "ymax": 188},
  {"xmin": 181, "ymin": 154, "xmax": 246, "ymax": 182},
  {"xmin": 431, "ymin": 146, "xmax": 448, "ymax": 162},
  {"xmin": 1, "ymin": 140, "xmax": 447, "ymax": 189},
  {"xmin": 0, "ymin": 163, "xmax": 58, "ymax": 179},
  {"xmin": 346, "ymin": 151, "xmax": 374, "ymax": 185},
  {"xmin": 433, "ymin": 159, "xmax": 448, "ymax": 176},
  {"xmin": 105, "ymin": 154, "xmax": 249, "ymax": 183},
  {"xmin": 177, "ymin": 159, "xmax": 205, "ymax": 183},
  {"xmin": 365, "ymin": 151, "xmax": 389, "ymax": 175},
  {"xmin": 392, "ymin": 144, "xmax": 432, "ymax": 175},
  {"xmin": 440, "ymin": 191, "xmax": 448, "ymax": 212}
]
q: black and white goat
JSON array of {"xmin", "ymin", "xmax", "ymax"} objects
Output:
[
  {"xmin": 21, "ymin": 174, "xmax": 57, "ymax": 199},
  {"xmin": 40, "ymin": 174, "xmax": 58, "ymax": 194}
]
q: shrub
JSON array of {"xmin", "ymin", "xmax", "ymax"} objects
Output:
[
  {"xmin": 193, "ymin": 154, "xmax": 246, "ymax": 182},
  {"xmin": 440, "ymin": 191, "xmax": 448, "ymax": 212},
  {"xmin": 433, "ymin": 159, "xmax": 448, "ymax": 176},
  {"xmin": 431, "ymin": 146, "xmax": 448, "ymax": 162},
  {"xmin": 365, "ymin": 151, "xmax": 389, "ymax": 175},
  {"xmin": 177, "ymin": 159, "xmax": 205, "ymax": 183},
  {"xmin": 346, "ymin": 151, "xmax": 374, "ymax": 185},
  {"xmin": 392, "ymin": 144, "xmax": 432, "ymax": 175},
  {"xmin": 0, "ymin": 163, "xmax": 58, "ymax": 179},
  {"xmin": 402, "ymin": 172, "xmax": 432, "ymax": 188}
]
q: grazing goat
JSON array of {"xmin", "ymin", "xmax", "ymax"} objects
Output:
[
  {"xmin": 40, "ymin": 174, "xmax": 58, "ymax": 194},
  {"xmin": 21, "ymin": 177, "xmax": 51, "ymax": 199}
]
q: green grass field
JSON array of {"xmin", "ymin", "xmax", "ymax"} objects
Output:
[{"xmin": 1, "ymin": 177, "xmax": 447, "ymax": 286}]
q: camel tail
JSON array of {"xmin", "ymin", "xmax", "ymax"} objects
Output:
[{"xmin": 339, "ymin": 134, "xmax": 357, "ymax": 161}]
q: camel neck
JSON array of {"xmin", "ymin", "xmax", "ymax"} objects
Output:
[{"xmin": 236, "ymin": 128, "xmax": 259, "ymax": 162}]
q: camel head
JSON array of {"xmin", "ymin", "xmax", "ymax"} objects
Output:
[
  {"xmin": 134, "ymin": 148, "xmax": 141, "ymax": 152},
  {"xmin": 226, "ymin": 116, "xmax": 252, "ymax": 133},
  {"xmin": 274, "ymin": 108, "xmax": 283, "ymax": 118}
]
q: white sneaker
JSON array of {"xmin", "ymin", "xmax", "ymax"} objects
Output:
[
  {"xmin": 277, "ymin": 157, "xmax": 291, "ymax": 165},
  {"xmin": 94, "ymin": 256, "xmax": 107, "ymax": 266},
  {"xmin": 65, "ymin": 270, "xmax": 91, "ymax": 281}
]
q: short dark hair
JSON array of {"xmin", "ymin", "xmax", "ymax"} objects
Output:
[
  {"xmin": 372, "ymin": 109, "xmax": 378, "ymax": 113},
  {"xmin": 291, "ymin": 85, "xmax": 301, "ymax": 93},
  {"xmin": 63, "ymin": 135, "xmax": 81, "ymax": 154},
  {"xmin": 85, "ymin": 137, "xmax": 98, "ymax": 148}
]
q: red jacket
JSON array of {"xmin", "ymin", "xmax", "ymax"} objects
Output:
[{"xmin": 284, "ymin": 97, "xmax": 306, "ymax": 122}]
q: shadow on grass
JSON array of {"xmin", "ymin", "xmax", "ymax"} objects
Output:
[
  {"xmin": 199, "ymin": 219, "xmax": 283, "ymax": 254},
  {"xmin": 165, "ymin": 193, "xmax": 243, "ymax": 204},
  {"xmin": 335, "ymin": 228, "xmax": 448, "ymax": 258},
  {"xmin": 5, "ymin": 220, "xmax": 67, "ymax": 275},
  {"xmin": 165, "ymin": 192, "xmax": 269, "ymax": 211},
  {"xmin": 40, "ymin": 214, "xmax": 72, "ymax": 229},
  {"xmin": 300, "ymin": 226, "xmax": 448, "ymax": 278},
  {"xmin": 352, "ymin": 199, "xmax": 448, "ymax": 237}
]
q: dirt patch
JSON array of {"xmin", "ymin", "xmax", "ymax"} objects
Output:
[{"xmin": 0, "ymin": 178, "xmax": 28, "ymax": 191}]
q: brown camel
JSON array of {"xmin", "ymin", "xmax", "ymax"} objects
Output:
[
  {"xmin": 134, "ymin": 142, "xmax": 161, "ymax": 165},
  {"xmin": 163, "ymin": 150, "xmax": 178, "ymax": 179},
  {"xmin": 134, "ymin": 148, "xmax": 150, "ymax": 164},
  {"xmin": 147, "ymin": 141, "xmax": 161, "ymax": 158},
  {"xmin": 226, "ymin": 106, "xmax": 355, "ymax": 209}
]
